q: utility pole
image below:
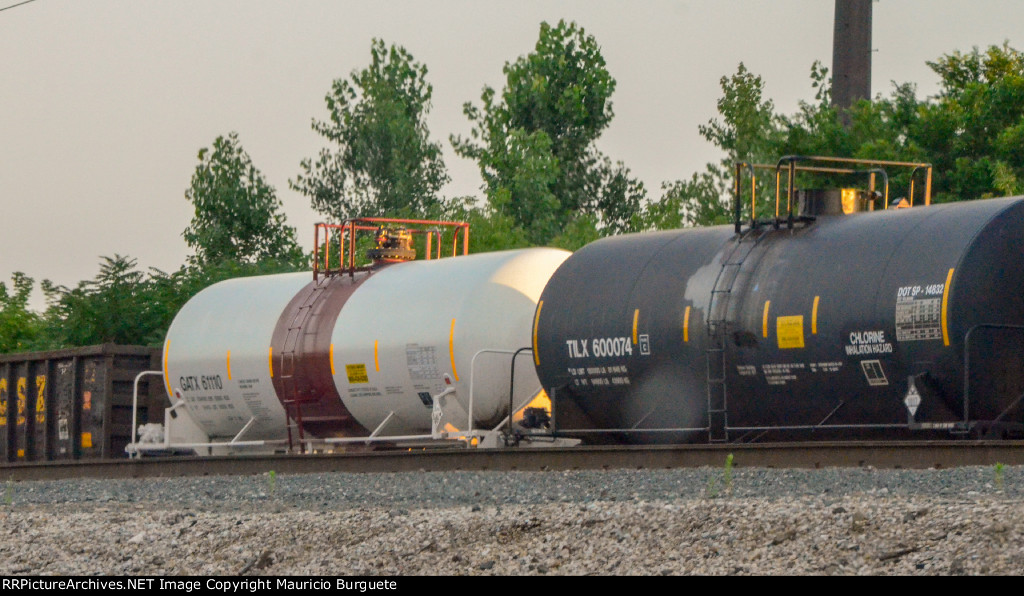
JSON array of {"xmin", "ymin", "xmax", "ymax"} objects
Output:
[{"xmin": 832, "ymin": 0, "xmax": 873, "ymax": 117}]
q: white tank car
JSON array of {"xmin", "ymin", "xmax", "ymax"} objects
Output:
[{"xmin": 162, "ymin": 248, "xmax": 570, "ymax": 443}]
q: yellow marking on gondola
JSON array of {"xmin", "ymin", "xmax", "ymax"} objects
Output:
[
  {"xmin": 762, "ymin": 301, "xmax": 771, "ymax": 338},
  {"xmin": 449, "ymin": 318, "xmax": 459, "ymax": 381},
  {"xmin": 812, "ymin": 296, "xmax": 820, "ymax": 335},
  {"xmin": 632, "ymin": 309, "xmax": 640, "ymax": 344},
  {"xmin": 268, "ymin": 346, "xmax": 274, "ymax": 378},
  {"xmin": 533, "ymin": 301, "xmax": 543, "ymax": 366},
  {"xmin": 374, "ymin": 340, "xmax": 379, "ymax": 372},
  {"xmin": 941, "ymin": 268, "xmax": 955, "ymax": 346},
  {"xmin": 683, "ymin": 306, "xmax": 691, "ymax": 343},
  {"xmin": 226, "ymin": 350, "xmax": 232, "ymax": 380}
]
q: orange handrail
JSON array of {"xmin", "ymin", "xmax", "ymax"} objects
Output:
[{"xmin": 313, "ymin": 217, "xmax": 470, "ymax": 280}]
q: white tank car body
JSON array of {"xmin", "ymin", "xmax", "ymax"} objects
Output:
[
  {"xmin": 163, "ymin": 272, "xmax": 309, "ymax": 440},
  {"xmin": 330, "ymin": 248, "xmax": 571, "ymax": 435},
  {"xmin": 162, "ymin": 248, "xmax": 570, "ymax": 442}
]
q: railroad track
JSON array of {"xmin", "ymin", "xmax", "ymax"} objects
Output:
[{"xmin": 3, "ymin": 441, "xmax": 1024, "ymax": 482}]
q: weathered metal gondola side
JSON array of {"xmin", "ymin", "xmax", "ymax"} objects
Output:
[{"xmin": 0, "ymin": 344, "xmax": 162, "ymax": 462}]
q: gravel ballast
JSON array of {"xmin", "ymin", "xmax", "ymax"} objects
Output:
[{"xmin": 1, "ymin": 465, "xmax": 1022, "ymax": 575}]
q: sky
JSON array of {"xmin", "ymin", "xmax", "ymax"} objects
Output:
[{"xmin": 3, "ymin": 0, "xmax": 1024, "ymax": 310}]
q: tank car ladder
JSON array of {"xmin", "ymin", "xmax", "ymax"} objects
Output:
[
  {"xmin": 279, "ymin": 282, "xmax": 329, "ymax": 453},
  {"xmin": 705, "ymin": 229, "xmax": 764, "ymax": 442}
]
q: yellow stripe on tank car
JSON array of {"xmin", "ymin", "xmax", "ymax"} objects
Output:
[
  {"xmin": 226, "ymin": 350, "xmax": 232, "ymax": 380},
  {"xmin": 942, "ymin": 268, "xmax": 955, "ymax": 346},
  {"xmin": 683, "ymin": 306, "xmax": 691, "ymax": 343},
  {"xmin": 812, "ymin": 296, "xmax": 820, "ymax": 335},
  {"xmin": 163, "ymin": 340, "xmax": 172, "ymax": 398},
  {"xmin": 449, "ymin": 318, "xmax": 459, "ymax": 382},
  {"xmin": 533, "ymin": 301, "xmax": 543, "ymax": 366},
  {"xmin": 632, "ymin": 309, "xmax": 640, "ymax": 344},
  {"xmin": 762, "ymin": 301, "xmax": 771, "ymax": 338},
  {"xmin": 268, "ymin": 346, "xmax": 274, "ymax": 378},
  {"xmin": 330, "ymin": 343, "xmax": 336, "ymax": 375},
  {"xmin": 374, "ymin": 340, "xmax": 379, "ymax": 372}
]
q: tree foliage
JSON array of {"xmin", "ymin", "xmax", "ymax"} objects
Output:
[
  {"xmin": 453, "ymin": 20, "xmax": 645, "ymax": 244},
  {"xmin": 10, "ymin": 40, "xmax": 1024, "ymax": 355},
  {"xmin": 39, "ymin": 255, "xmax": 164, "ymax": 347},
  {"xmin": 9, "ymin": 131, "xmax": 309, "ymax": 353},
  {"xmin": 920, "ymin": 43, "xmax": 1024, "ymax": 200},
  {"xmin": 33, "ymin": 255, "xmax": 303, "ymax": 351},
  {"xmin": 292, "ymin": 39, "xmax": 449, "ymax": 221},
  {"xmin": 647, "ymin": 43, "xmax": 1024, "ymax": 229},
  {"xmin": 0, "ymin": 273, "xmax": 42, "ymax": 353},
  {"xmin": 184, "ymin": 132, "xmax": 304, "ymax": 268}
]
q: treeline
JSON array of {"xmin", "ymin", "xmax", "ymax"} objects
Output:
[{"xmin": 3, "ymin": 21, "xmax": 1024, "ymax": 353}]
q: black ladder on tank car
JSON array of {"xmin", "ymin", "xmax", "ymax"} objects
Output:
[{"xmin": 705, "ymin": 228, "xmax": 767, "ymax": 442}]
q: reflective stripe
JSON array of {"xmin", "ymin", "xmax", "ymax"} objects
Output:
[
  {"xmin": 812, "ymin": 296, "xmax": 820, "ymax": 335},
  {"xmin": 449, "ymin": 319, "xmax": 459, "ymax": 382},
  {"xmin": 683, "ymin": 306, "xmax": 691, "ymax": 343},
  {"xmin": 941, "ymin": 268, "xmax": 955, "ymax": 346},
  {"xmin": 533, "ymin": 301, "xmax": 543, "ymax": 366},
  {"xmin": 163, "ymin": 340, "xmax": 172, "ymax": 397}
]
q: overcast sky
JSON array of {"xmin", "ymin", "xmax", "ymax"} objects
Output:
[{"xmin": 3, "ymin": 0, "xmax": 1024, "ymax": 309}]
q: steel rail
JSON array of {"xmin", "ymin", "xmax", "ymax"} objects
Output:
[{"xmin": 4, "ymin": 441, "xmax": 1024, "ymax": 482}]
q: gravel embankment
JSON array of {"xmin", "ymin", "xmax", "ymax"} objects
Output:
[{"xmin": 2, "ymin": 466, "xmax": 1023, "ymax": 575}]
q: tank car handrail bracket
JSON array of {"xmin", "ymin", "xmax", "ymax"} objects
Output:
[
  {"xmin": 370, "ymin": 411, "xmax": 397, "ymax": 440},
  {"xmin": 774, "ymin": 155, "xmax": 931, "ymax": 212},
  {"xmin": 733, "ymin": 156, "xmax": 932, "ymax": 233},
  {"xmin": 229, "ymin": 417, "xmax": 258, "ymax": 444},
  {"xmin": 733, "ymin": 161, "xmax": 757, "ymax": 234},
  {"xmin": 467, "ymin": 348, "xmax": 541, "ymax": 445},
  {"xmin": 127, "ymin": 370, "xmax": 164, "ymax": 459},
  {"xmin": 775, "ymin": 155, "xmax": 810, "ymax": 229},
  {"xmin": 313, "ymin": 217, "xmax": 470, "ymax": 280},
  {"xmin": 859, "ymin": 168, "xmax": 889, "ymax": 209}
]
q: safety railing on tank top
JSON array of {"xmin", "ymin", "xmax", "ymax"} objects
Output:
[
  {"xmin": 731, "ymin": 156, "xmax": 934, "ymax": 234},
  {"xmin": 313, "ymin": 217, "xmax": 470, "ymax": 281}
]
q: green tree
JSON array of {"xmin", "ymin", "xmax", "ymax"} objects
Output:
[
  {"xmin": 184, "ymin": 132, "xmax": 304, "ymax": 267},
  {"xmin": 0, "ymin": 273, "xmax": 42, "ymax": 353},
  {"xmin": 39, "ymin": 255, "xmax": 162, "ymax": 347},
  {"xmin": 643, "ymin": 63, "xmax": 783, "ymax": 228},
  {"xmin": 292, "ymin": 39, "xmax": 449, "ymax": 222},
  {"xmin": 433, "ymin": 197, "xmax": 532, "ymax": 255},
  {"xmin": 453, "ymin": 20, "xmax": 645, "ymax": 243},
  {"xmin": 36, "ymin": 255, "xmax": 304, "ymax": 349},
  {"xmin": 919, "ymin": 43, "xmax": 1024, "ymax": 201},
  {"xmin": 757, "ymin": 45, "xmax": 1024, "ymax": 206}
]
